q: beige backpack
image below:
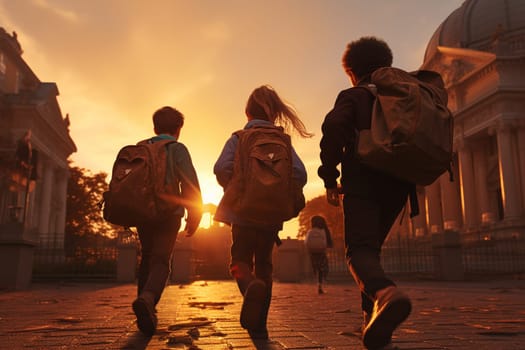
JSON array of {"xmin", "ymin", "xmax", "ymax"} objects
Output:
[{"xmin": 215, "ymin": 125, "xmax": 304, "ymax": 225}]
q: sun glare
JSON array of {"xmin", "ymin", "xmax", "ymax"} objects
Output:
[
  {"xmin": 200, "ymin": 176, "xmax": 224, "ymax": 206},
  {"xmin": 199, "ymin": 212, "xmax": 214, "ymax": 229},
  {"xmin": 196, "ymin": 175, "xmax": 223, "ymax": 228}
]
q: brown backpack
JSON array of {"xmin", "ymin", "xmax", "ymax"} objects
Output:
[
  {"xmin": 102, "ymin": 139, "xmax": 181, "ymax": 227},
  {"xmin": 357, "ymin": 67, "xmax": 454, "ymax": 186},
  {"xmin": 216, "ymin": 125, "xmax": 304, "ymax": 225}
]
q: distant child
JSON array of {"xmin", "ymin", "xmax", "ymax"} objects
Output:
[
  {"xmin": 214, "ymin": 85, "xmax": 312, "ymax": 340},
  {"xmin": 304, "ymin": 215, "xmax": 333, "ymax": 294}
]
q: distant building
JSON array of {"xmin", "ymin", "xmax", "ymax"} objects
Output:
[{"xmin": 0, "ymin": 28, "xmax": 76, "ymax": 252}]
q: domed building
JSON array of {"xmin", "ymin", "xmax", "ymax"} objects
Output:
[{"xmin": 385, "ymin": 0, "xmax": 525, "ymax": 278}]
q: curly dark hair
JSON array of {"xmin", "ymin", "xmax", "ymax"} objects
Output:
[{"xmin": 342, "ymin": 36, "xmax": 393, "ymax": 80}]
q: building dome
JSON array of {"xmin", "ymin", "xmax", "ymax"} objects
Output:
[{"xmin": 424, "ymin": 0, "xmax": 525, "ymax": 62}]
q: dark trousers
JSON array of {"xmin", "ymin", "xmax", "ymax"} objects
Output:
[
  {"xmin": 230, "ymin": 224, "xmax": 276, "ymax": 330},
  {"xmin": 309, "ymin": 252, "xmax": 329, "ymax": 284},
  {"xmin": 343, "ymin": 188, "xmax": 409, "ymax": 314},
  {"xmin": 137, "ymin": 216, "xmax": 182, "ymax": 305}
]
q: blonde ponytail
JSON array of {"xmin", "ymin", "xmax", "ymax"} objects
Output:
[{"xmin": 246, "ymin": 85, "xmax": 313, "ymax": 138}]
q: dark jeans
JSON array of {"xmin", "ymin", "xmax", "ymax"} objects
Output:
[
  {"xmin": 343, "ymin": 188, "xmax": 409, "ymax": 314},
  {"xmin": 137, "ymin": 216, "xmax": 182, "ymax": 305},
  {"xmin": 230, "ymin": 224, "xmax": 276, "ymax": 329},
  {"xmin": 309, "ymin": 252, "xmax": 329, "ymax": 284}
]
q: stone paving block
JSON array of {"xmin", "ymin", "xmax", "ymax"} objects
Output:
[
  {"xmin": 1, "ymin": 280, "xmax": 525, "ymax": 349},
  {"xmin": 274, "ymin": 335, "xmax": 326, "ymax": 349}
]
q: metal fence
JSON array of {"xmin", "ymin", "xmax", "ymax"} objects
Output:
[
  {"xmin": 461, "ymin": 236, "xmax": 525, "ymax": 275},
  {"xmin": 377, "ymin": 231, "xmax": 525, "ymax": 279},
  {"xmin": 325, "ymin": 248, "xmax": 352, "ymax": 280},
  {"xmin": 30, "ymin": 230, "xmax": 525, "ymax": 282},
  {"xmin": 33, "ymin": 246, "xmax": 118, "ymax": 280},
  {"xmin": 322, "ymin": 232, "xmax": 525, "ymax": 280},
  {"xmin": 381, "ymin": 236, "xmax": 435, "ymax": 276},
  {"xmin": 31, "ymin": 232, "xmax": 136, "ymax": 280}
]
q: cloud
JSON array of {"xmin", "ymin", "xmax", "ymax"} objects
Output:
[
  {"xmin": 33, "ymin": 0, "xmax": 79, "ymax": 23},
  {"xmin": 159, "ymin": 73, "xmax": 216, "ymax": 104},
  {"xmin": 2, "ymin": 0, "xmax": 466, "ymax": 207},
  {"xmin": 201, "ymin": 20, "xmax": 232, "ymax": 43}
]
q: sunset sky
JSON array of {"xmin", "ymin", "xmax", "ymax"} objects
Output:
[{"xmin": 0, "ymin": 0, "xmax": 464, "ymax": 233}]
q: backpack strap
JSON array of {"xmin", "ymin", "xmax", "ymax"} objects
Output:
[
  {"xmin": 349, "ymin": 86, "xmax": 377, "ymax": 163},
  {"xmin": 136, "ymin": 138, "xmax": 180, "ymax": 188},
  {"xmin": 165, "ymin": 142, "xmax": 182, "ymax": 188},
  {"xmin": 137, "ymin": 138, "xmax": 176, "ymax": 147}
]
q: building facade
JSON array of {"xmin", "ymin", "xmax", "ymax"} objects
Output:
[
  {"xmin": 0, "ymin": 28, "xmax": 76, "ymax": 253},
  {"xmin": 380, "ymin": 0, "xmax": 525, "ymax": 278},
  {"xmin": 415, "ymin": 0, "xmax": 525, "ymax": 237}
]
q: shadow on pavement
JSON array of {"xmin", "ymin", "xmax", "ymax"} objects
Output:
[
  {"xmin": 119, "ymin": 331, "xmax": 151, "ymax": 350},
  {"xmin": 252, "ymin": 338, "xmax": 285, "ymax": 350}
]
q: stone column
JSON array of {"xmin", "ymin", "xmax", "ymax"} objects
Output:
[
  {"xmin": 440, "ymin": 160, "xmax": 463, "ymax": 231},
  {"xmin": 412, "ymin": 188, "xmax": 427, "ymax": 237},
  {"xmin": 38, "ymin": 159, "xmax": 54, "ymax": 247},
  {"xmin": 426, "ymin": 181, "xmax": 443, "ymax": 234},
  {"xmin": 495, "ymin": 121, "xmax": 522, "ymax": 219},
  {"xmin": 53, "ymin": 169, "xmax": 69, "ymax": 248},
  {"xmin": 400, "ymin": 203, "xmax": 413, "ymax": 238},
  {"xmin": 26, "ymin": 187, "xmax": 36, "ymax": 231},
  {"xmin": 0, "ymin": 238, "xmax": 36, "ymax": 289},
  {"xmin": 517, "ymin": 121, "xmax": 525, "ymax": 216},
  {"xmin": 117, "ymin": 230, "xmax": 138, "ymax": 282},
  {"xmin": 432, "ymin": 230, "xmax": 464, "ymax": 281},
  {"xmin": 472, "ymin": 141, "xmax": 495, "ymax": 224},
  {"xmin": 457, "ymin": 140, "xmax": 479, "ymax": 230},
  {"xmin": 171, "ymin": 237, "xmax": 195, "ymax": 283},
  {"xmin": 275, "ymin": 238, "xmax": 305, "ymax": 282}
]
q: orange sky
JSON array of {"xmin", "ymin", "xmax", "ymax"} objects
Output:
[{"xmin": 0, "ymin": 0, "xmax": 464, "ymax": 234}]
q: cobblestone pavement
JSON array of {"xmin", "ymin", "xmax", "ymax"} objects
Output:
[{"xmin": 0, "ymin": 279, "xmax": 524, "ymax": 349}]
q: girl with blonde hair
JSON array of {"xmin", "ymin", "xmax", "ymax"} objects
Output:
[{"xmin": 214, "ymin": 85, "xmax": 312, "ymax": 340}]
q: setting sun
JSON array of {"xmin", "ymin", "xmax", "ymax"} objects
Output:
[
  {"xmin": 0, "ymin": 0, "xmax": 466, "ymax": 239},
  {"xmin": 0, "ymin": 1, "xmax": 463, "ymax": 229},
  {"xmin": 199, "ymin": 175, "xmax": 224, "ymax": 207}
]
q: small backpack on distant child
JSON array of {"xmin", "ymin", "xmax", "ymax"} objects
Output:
[
  {"xmin": 102, "ymin": 139, "xmax": 181, "ymax": 227},
  {"xmin": 215, "ymin": 124, "xmax": 305, "ymax": 226},
  {"xmin": 356, "ymin": 67, "xmax": 454, "ymax": 186},
  {"xmin": 305, "ymin": 227, "xmax": 328, "ymax": 253}
]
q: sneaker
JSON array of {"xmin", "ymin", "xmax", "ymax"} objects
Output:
[
  {"xmin": 362, "ymin": 311, "xmax": 397, "ymax": 349},
  {"xmin": 362, "ymin": 287, "xmax": 411, "ymax": 350},
  {"xmin": 318, "ymin": 285, "xmax": 325, "ymax": 294},
  {"xmin": 132, "ymin": 297, "xmax": 158, "ymax": 337},
  {"xmin": 240, "ymin": 279, "xmax": 267, "ymax": 330}
]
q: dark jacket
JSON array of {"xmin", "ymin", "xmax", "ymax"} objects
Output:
[{"xmin": 318, "ymin": 86, "xmax": 411, "ymax": 199}]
